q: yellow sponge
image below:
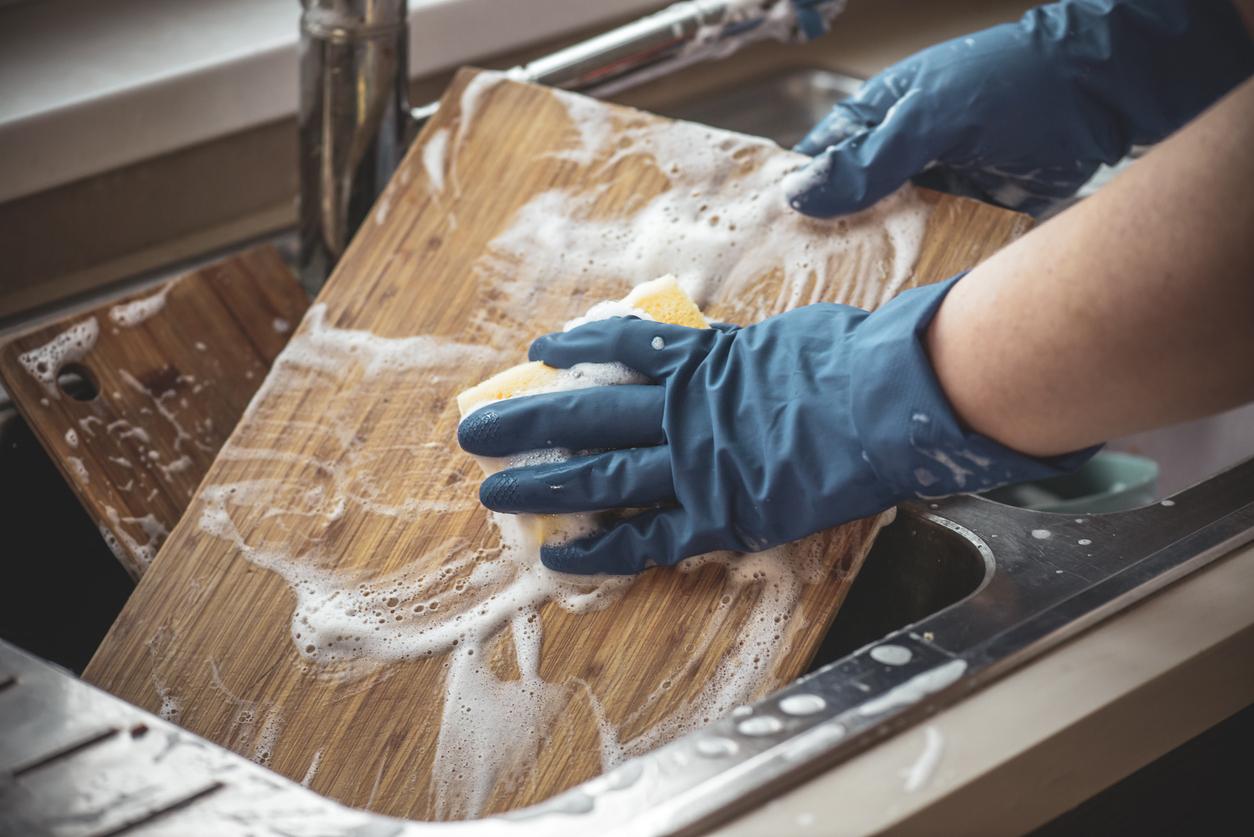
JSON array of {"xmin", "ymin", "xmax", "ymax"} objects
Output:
[
  {"xmin": 456, "ymin": 274, "xmax": 708, "ymax": 416},
  {"xmin": 457, "ymin": 274, "xmax": 709, "ymax": 552},
  {"xmin": 617, "ymin": 273, "xmax": 709, "ymax": 329}
]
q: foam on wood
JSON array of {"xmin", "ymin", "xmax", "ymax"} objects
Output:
[{"xmin": 81, "ymin": 70, "xmax": 1032, "ymax": 820}]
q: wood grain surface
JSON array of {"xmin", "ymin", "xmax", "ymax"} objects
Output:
[
  {"xmin": 83, "ymin": 70, "xmax": 1032, "ymax": 820},
  {"xmin": 0, "ymin": 247, "xmax": 307, "ymax": 579}
]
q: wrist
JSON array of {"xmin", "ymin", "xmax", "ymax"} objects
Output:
[{"xmin": 849, "ymin": 275, "xmax": 1096, "ymax": 500}]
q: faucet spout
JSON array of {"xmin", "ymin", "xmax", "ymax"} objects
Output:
[
  {"xmin": 298, "ymin": 1, "xmax": 849, "ymax": 292},
  {"xmin": 298, "ymin": 0, "xmax": 409, "ymax": 294}
]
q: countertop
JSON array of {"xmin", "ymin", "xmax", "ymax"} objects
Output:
[{"xmin": 720, "ymin": 537, "xmax": 1254, "ymax": 834}]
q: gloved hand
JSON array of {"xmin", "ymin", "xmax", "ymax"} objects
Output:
[
  {"xmin": 458, "ymin": 276, "xmax": 1096, "ymax": 574},
  {"xmin": 787, "ymin": 0, "xmax": 1254, "ymax": 217}
]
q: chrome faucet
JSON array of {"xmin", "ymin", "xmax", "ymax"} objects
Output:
[
  {"xmin": 298, "ymin": 0, "xmax": 847, "ymax": 292},
  {"xmin": 298, "ymin": 0, "xmax": 410, "ymax": 294}
]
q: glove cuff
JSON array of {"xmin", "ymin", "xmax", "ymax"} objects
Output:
[{"xmin": 848, "ymin": 273, "xmax": 1098, "ymax": 499}]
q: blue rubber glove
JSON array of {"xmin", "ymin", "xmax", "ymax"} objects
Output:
[
  {"xmin": 788, "ymin": 0, "xmax": 1254, "ymax": 217},
  {"xmin": 458, "ymin": 277, "xmax": 1096, "ymax": 574}
]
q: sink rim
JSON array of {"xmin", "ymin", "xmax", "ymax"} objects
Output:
[
  {"xmin": 3, "ymin": 456, "xmax": 1251, "ymax": 836},
  {"xmin": 513, "ymin": 454, "xmax": 1254, "ymax": 835}
]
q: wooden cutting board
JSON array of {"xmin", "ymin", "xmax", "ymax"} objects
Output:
[
  {"xmin": 0, "ymin": 247, "xmax": 307, "ymax": 579},
  {"xmin": 83, "ymin": 69, "xmax": 1031, "ymax": 820}
]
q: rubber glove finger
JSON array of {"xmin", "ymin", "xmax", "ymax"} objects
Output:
[
  {"xmin": 529, "ymin": 319, "xmax": 714, "ymax": 379},
  {"xmin": 792, "ymin": 65, "xmax": 909, "ymax": 156},
  {"xmin": 480, "ymin": 446, "xmax": 673, "ymax": 515},
  {"xmin": 541, "ymin": 506, "xmax": 702, "ymax": 575},
  {"xmin": 793, "ymin": 99, "xmax": 878, "ymax": 156},
  {"xmin": 787, "ymin": 89, "xmax": 944, "ymax": 218},
  {"xmin": 458, "ymin": 385, "xmax": 663, "ymax": 457}
]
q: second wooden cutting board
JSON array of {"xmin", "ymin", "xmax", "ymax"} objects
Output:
[{"xmin": 85, "ymin": 69, "xmax": 1030, "ymax": 820}]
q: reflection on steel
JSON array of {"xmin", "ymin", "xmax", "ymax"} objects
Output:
[
  {"xmin": 4, "ymin": 457, "xmax": 1251, "ymax": 835},
  {"xmin": 298, "ymin": 0, "xmax": 409, "ymax": 294},
  {"xmin": 410, "ymin": 0, "xmax": 849, "ymax": 125},
  {"xmin": 298, "ymin": 0, "xmax": 849, "ymax": 291}
]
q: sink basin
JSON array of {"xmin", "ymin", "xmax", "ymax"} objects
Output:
[
  {"xmin": 0, "ymin": 402, "xmax": 131, "ymax": 674},
  {"xmin": 653, "ymin": 67, "xmax": 864, "ymax": 148},
  {"xmin": 809, "ymin": 510, "xmax": 989, "ymax": 671}
]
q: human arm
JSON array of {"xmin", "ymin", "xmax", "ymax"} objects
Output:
[
  {"xmin": 927, "ymin": 75, "xmax": 1254, "ymax": 457},
  {"xmin": 454, "ymin": 6, "xmax": 1254, "ymax": 575}
]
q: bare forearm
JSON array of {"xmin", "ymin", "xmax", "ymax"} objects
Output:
[{"xmin": 927, "ymin": 76, "xmax": 1254, "ymax": 457}]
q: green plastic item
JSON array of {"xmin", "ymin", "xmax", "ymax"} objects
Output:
[{"xmin": 981, "ymin": 451, "xmax": 1160, "ymax": 514}]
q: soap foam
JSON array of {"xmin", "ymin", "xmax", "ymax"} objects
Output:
[
  {"xmin": 67, "ymin": 456, "xmax": 89, "ymax": 485},
  {"xmin": 423, "ymin": 127, "xmax": 451, "ymax": 194},
  {"xmin": 476, "ymin": 92, "xmax": 931, "ymax": 323},
  {"xmin": 109, "ymin": 282, "xmax": 174, "ymax": 328},
  {"xmin": 17, "ymin": 317, "xmax": 99, "ymax": 394},
  {"xmin": 208, "ymin": 659, "xmax": 285, "ymax": 763},
  {"xmin": 104, "ymin": 505, "xmax": 170, "ymax": 568},
  {"xmin": 265, "ymin": 304, "xmax": 501, "ymax": 384}
]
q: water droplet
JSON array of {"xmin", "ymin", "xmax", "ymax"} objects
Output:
[
  {"xmin": 1078, "ymin": 538, "xmax": 1092, "ymax": 546},
  {"xmin": 737, "ymin": 715, "xmax": 783, "ymax": 736},
  {"xmin": 1031, "ymin": 529, "xmax": 1051, "ymax": 540},
  {"xmin": 695, "ymin": 736, "xmax": 739, "ymax": 758},
  {"xmin": 650, "ymin": 336, "xmax": 665, "ymax": 350},
  {"xmin": 1160, "ymin": 499, "xmax": 1175, "ymax": 507},
  {"xmin": 870, "ymin": 644, "xmax": 913, "ymax": 666},
  {"xmin": 779, "ymin": 694, "xmax": 826, "ymax": 715}
]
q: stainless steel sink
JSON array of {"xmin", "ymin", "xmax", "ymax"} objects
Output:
[
  {"xmin": 4, "ymin": 66, "xmax": 1254, "ymax": 837},
  {"xmin": 652, "ymin": 67, "xmax": 865, "ymax": 149}
]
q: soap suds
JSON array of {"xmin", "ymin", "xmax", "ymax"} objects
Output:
[
  {"xmin": 103, "ymin": 506, "xmax": 170, "ymax": 569},
  {"xmin": 17, "ymin": 317, "xmax": 99, "ymax": 394},
  {"xmin": 301, "ymin": 748, "xmax": 324, "ymax": 787},
  {"xmin": 209, "ymin": 659, "xmax": 286, "ymax": 765},
  {"xmin": 67, "ymin": 456, "xmax": 89, "ymax": 485},
  {"xmin": 118, "ymin": 369, "xmax": 210, "ymax": 457},
  {"xmin": 901, "ymin": 725, "xmax": 944, "ymax": 792},
  {"xmin": 158, "ymin": 691, "xmax": 182, "ymax": 724},
  {"xmin": 476, "ymin": 90, "xmax": 930, "ymax": 327},
  {"xmin": 423, "ymin": 127, "xmax": 451, "ymax": 193},
  {"xmin": 109, "ymin": 283, "xmax": 174, "ymax": 328},
  {"xmin": 857, "ymin": 660, "xmax": 967, "ymax": 717},
  {"xmin": 260, "ymin": 304, "xmax": 500, "ymax": 386},
  {"xmin": 251, "ymin": 706, "xmax": 284, "ymax": 767},
  {"xmin": 152, "ymin": 672, "xmax": 183, "ymax": 724},
  {"xmin": 99, "ymin": 525, "xmax": 128, "ymax": 564}
]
